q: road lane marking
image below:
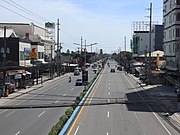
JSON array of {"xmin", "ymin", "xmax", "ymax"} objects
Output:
[
  {"xmin": 15, "ymin": 131, "xmax": 20, "ymax": 135},
  {"xmin": 71, "ymin": 88, "xmax": 74, "ymax": 91},
  {"xmin": 107, "ymin": 111, "xmax": 110, "ymax": 118},
  {"xmin": 108, "ymin": 99, "xmax": 110, "ymax": 103},
  {"xmin": 108, "ymin": 87, "xmax": 110, "ymax": 90},
  {"xmin": 67, "ymin": 69, "xmax": 104, "ymax": 135},
  {"xmin": 54, "ymin": 100, "xmax": 58, "ymax": 103},
  {"xmin": 74, "ymin": 125, "xmax": 80, "ymax": 135},
  {"xmin": 109, "ymin": 83, "xmax": 110, "ymax": 86},
  {"xmin": 124, "ymin": 74, "xmax": 172, "ymax": 135},
  {"xmin": 5, "ymin": 111, "xmax": 15, "ymax": 117},
  {"xmin": 0, "ymin": 109, "xmax": 8, "ymax": 115},
  {"xmin": 63, "ymin": 94, "xmax": 67, "ymax": 97},
  {"xmin": 37, "ymin": 111, "xmax": 45, "ymax": 117},
  {"xmin": 107, "ymin": 132, "xmax": 109, "ymax": 135},
  {"xmin": 108, "ymin": 92, "xmax": 110, "ymax": 95},
  {"xmin": 134, "ymin": 112, "xmax": 138, "ymax": 119},
  {"xmin": 89, "ymin": 91, "xmax": 96, "ymax": 104}
]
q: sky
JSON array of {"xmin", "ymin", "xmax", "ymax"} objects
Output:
[{"xmin": 0, "ymin": 0, "xmax": 163, "ymax": 53}]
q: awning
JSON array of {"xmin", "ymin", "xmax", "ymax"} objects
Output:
[
  {"xmin": 7, "ymin": 70, "xmax": 31, "ymax": 76},
  {"xmin": 23, "ymin": 71, "xmax": 31, "ymax": 76}
]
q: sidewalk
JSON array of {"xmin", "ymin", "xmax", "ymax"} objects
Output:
[
  {"xmin": 129, "ymin": 74, "xmax": 180, "ymax": 126},
  {"xmin": 0, "ymin": 73, "xmax": 69, "ymax": 105}
]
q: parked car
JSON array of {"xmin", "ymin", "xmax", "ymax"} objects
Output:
[
  {"xmin": 110, "ymin": 68, "xmax": 115, "ymax": 73},
  {"xmin": 75, "ymin": 78, "xmax": 83, "ymax": 86},
  {"xmin": 139, "ymin": 74, "xmax": 146, "ymax": 80}
]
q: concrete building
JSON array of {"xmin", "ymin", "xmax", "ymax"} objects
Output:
[
  {"xmin": 151, "ymin": 25, "xmax": 164, "ymax": 51},
  {"xmin": 0, "ymin": 23, "xmax": 55, "ymax": 66},
  {"xmin": 163, "ymin": 0, "xmax": 180, "ymax": 71},
  {"xmin": 132, "ymin": 25, "xmax": 163, "ymax": 55},
  {"xmin": 132, "ymin": 31, "xmax": 149, "ymax": 55}
]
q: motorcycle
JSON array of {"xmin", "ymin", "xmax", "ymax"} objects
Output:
[{"xmin": 68, "ymin": 77, "xmax": 71, "ymax": 82}]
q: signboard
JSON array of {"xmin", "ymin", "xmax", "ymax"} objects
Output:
[
  {"xmin": 24, "ymin": 48, "xmax": 31, "ymax": 53},
  {"xmin": 45, "ymin": 22, "xmax": 55, "ymax": 28},
  {"xmin": 30, "ymin": 48, "xmax": 37, "ymax": 59},
  {"xmin": 14, "ymin": 74, "xmax": 22, "ymax": 79}
]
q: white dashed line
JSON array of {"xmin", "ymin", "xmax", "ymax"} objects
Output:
[
  {"xmin": 107, "ymin": 111, "xmax": 110, "ymax": 118},
  {"xmin": 0, "ymin": 109, "xmax": 8, "ymax": 115},
  {"xmin": 107, "ymin": 132, "xmax": 109, "ymax": 135},
  {"xmin": 89, "ymin": 91, "xmax": 96, "ymax": 104},
  {"xmin": 63, "ymin": 94, "xmax": 67, "ymax": 97},
  {"xmin": 74, "ymin": 125, "xmax": 80, "ymax": 135},
  {"xmin": 15, "ymin": 131, "xmax": 20, "ymax": 135},
  {"xmin": 108, "ymin": 87, "xmax": 110, "ymax": 90},
  {"xmin": 108, "ymin": 99, "xmax": 110, "ymax": 103},
  {"xmin": 108, "ymin": 92, "xmax": 110, "ymax": 95},
  {"xmin": 54, "ymin": 100, "xmax": 58, "ymax": 103},
  {"xmin": 5, "ymin": 111, "xmax": 15, "ymax": 117},
  {"xmin": 134, "ymin": 112, "xmax": 138, "ymax": 119},
  {"xmin": 71, "ymin": 88, "xmax": 74, "ymax": 91},
  {"xmin": 37, "ymin": 111, "xmax": 45, "ymax": 117}
]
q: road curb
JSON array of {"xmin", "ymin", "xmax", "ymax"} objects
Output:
[{"xmin": 11, "ymin": 85, "xmax": 44, "ymax": 99}]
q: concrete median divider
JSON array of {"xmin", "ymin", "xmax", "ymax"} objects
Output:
[{"xmin": 58, "ymin": 70, "xmax": 102, "ymax": 135}]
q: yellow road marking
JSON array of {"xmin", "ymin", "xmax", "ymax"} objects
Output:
[{"xmin": 67, "ymin": 69, "xmax": 104, "ymax": 135}]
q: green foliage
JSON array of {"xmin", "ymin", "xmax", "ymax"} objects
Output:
[
  {"xmin": 48, "ymin": 114, "xmax": 69, "ymax": 135},
  {"xmin": 65, "ymin": 108, "xmax": 74, "ymax": 118}
]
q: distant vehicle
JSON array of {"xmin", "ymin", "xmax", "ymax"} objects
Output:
[
  {"xmin": 74, "ymin": 69, "xmax": 80, "ymax": 75},
  {"xmin": 93, "ymin": 68, "xmax": 97, "ymax": 73},
  {"xmin": 110, "ymin": 68, "xmax": 115, "ymax": 73},
  {"xmin": 75, "ymin": 67, "xmax": 81, "ymax": 72},
  {"xmin": 75, "ymin": 78, "xmax": 83, "ymax": 86},
  {"xmin": 117, "ymin": 66, "xmax": 123, "ymax": 71},
  {"xmin": 85, "ymin": 63, "xmax": 90, "ymax": 68},
  {"xmin": 139, "ymin": 74, "xmax": 146, "ymax": 80}
]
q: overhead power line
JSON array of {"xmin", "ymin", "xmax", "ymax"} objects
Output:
[
  {"xmin": 0, "ymin": 4, "xmax": 44, "ymax": 26},
  {"xmin": 3, "ymin": 0, "xmax": 48, "ymax": 21}
]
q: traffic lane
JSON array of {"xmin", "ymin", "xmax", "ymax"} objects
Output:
[
  {"xmin": 124, "ymin": 73, "xmax": 180, "ymax": 135},
  {"xmin": 69, "ymin": 67, "xmax": 179, "ymax": 135},
  {"xmin": 69, "ymin": 64, "xmax": 111, "ymax": 135},
  {"xmin": 0, "ymin": 74, "xmax": 80, "ymax": 107},
  {"xmin": 0, "ymin": 74, "xmax": 69, "ymax": 107},
  {"xmin": 110, "ymin": 72, "xmax": 179, "ymax": 135},
  {"xmin": 0, "ymin": 71, "xmax": 96, "ymax": 135},
  {"xmin": 0, "ymin": 107, "xmax": 67, "ymax": 135},
  {"xmin": 0, "ymin": 75, "xmax": 78, "ymax": 135}
]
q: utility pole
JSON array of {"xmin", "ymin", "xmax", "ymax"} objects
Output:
[
  {"xmin": 124, "ymin": 36, "xmax": 126, "ymax": 52},
  {"xmin": 81, "ymin": 36, "xmax": 83, "ymax": 55},
  {"xmin": 57, "ymin": 18, "xmax": 60, "ymax": 76},
  {"xmin": 148, "ymin": 3, "xmax": 152, "ymax": 84},
  {"xmin": 2, "ymin": 26, "xmax": 7, "ymax": 97},
  {"xmin": 84, "ymin": 40, "xmax": 87, "ymax": 65}
]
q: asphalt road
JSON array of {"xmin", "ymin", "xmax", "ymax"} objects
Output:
[
  {"xmin": 0, "ymin": 67, "xmax": 96, "ymax": 135},
  {"xmin": 68, "ymin": 60, "xmax": 179, "ymax": 135}
]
